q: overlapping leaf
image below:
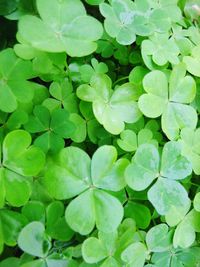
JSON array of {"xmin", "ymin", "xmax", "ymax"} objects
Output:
[
  {"xmin": 18, "ymin": 0, "xmax": 103, "ymax": 57},
  {"xmin": 42, "ymin": 145, "xmax": 128, "ymax": 234},
  {"xmin": 125, "ymin": 141, "xmax": 192, "ymax": 222},
  {"xmin": 77, "ymin": 74, "xmax": 142, "ymax": 134},
  {"xmin": 0, "ymin": 130, "xmax": 45, "ymax": 207},
  {"xmin": 138, "ymin": 63, "xmax": 197, "ymax": 140}
]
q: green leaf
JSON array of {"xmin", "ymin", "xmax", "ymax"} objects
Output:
[
  {"xmin": 121, "ymin": 242, "xmax": 147, "ymax": 267},
  {"xmin": 93, "ymin": 189, "xmax": 124, "ymax": 233},
  {"xmin": 160, "ymin": 141, "xmax": 192, "ymax": 180},
  {"xmin": 148, "ymin": 177, "xmax": 191, "ymax": 216},
  {"xmin": 18, "ymin": 221, "xmax": 51, "ymax": 258},
  {"xmin": 77, "ymin": 74, "xmax": 141, "ymax": 134},
  {"xmin": 162, "ymin": 102, "xmax": 197, "ymax": 140},
  {"xmin": 138, "ymin": 70, "xmax": 168, "ymax": 118},
  {"xmin": 183, "ymin": 45, "xmax": 200, "ymax": 77},
  {"xmin": 0, "ymin": 49, "xmax": 35, "ymax": 113},
  {"xmin": 100, "ymin": 1, "xmax": 136, "ymax": 45},
  {"xmin": 117, "ymin": 129, "xmax": 137, "ymax": 152},
  {"xmin": 4, "ymin": 169, "xmax": 32, "ymax": 207},
  {"xmin": 50, "ymin": 108, "xmax": 75, "ymax": 138},
  {"xmin": 65, "ymin": 190, "xmax": 95, "ymax": 235},
  {"xmin": 18, "ymin": 0, "xmax": 103, "ymax": 57},
  {"xmin": 22, "ymin": 201, "xmax": 45, "ymax": 223},
  {"xmin": 0, "ymin": 0, "xmax": 17, "ymax": 15},
  {"xmin": 194, "ymin": 192, "xmax": 200, "ymax": 212},
  {"xmin": 0, "ymin": 258, "xmax": 20, "ymax": 267},
  {"xmin": 173, "ymin": 209, "xmax": 200, "ymax": 249},
  {"xmin": 42, "ymin": 146, "xmax": 91, "ymax": 199},
  {"xmin": 139, "ymin": 65, "xmax": 197, "ymax": 140},
  {"xmin": 0, "ymin": 210, "xmax": 27, "ymax": 252},
  {"xmin": 146, "ymin": 224, "xmax": 172, "ymax": 252},
  {"xmin": 82, "ymin": 237, "xmax": 108, "ymax": 264},
  {"xmin": 24, "ymin": 105, "xmax": 50, "ymax": 133},
  {"xmin": 124, "ymin": 201, "xmax": 151, "ymax": 229},
  {"xmin": 91, "ymin": 145, "xmax": 128, "ymax": 191},
  {"xmin": 141, "ymin": 33, "xmax": 180, "ymax": 66},
  {"xmin": 69, "ymin": 113, "xmax": 86, "ymax": 143},
  {"xmin": 46, "ymin": 201, "xmax": 74, "ymax": 241},
  {"xmin": 3, "ymin": 130, "xmax": 45, "ymax": 176},
  {"xmin": 65, "ymin": 189, "xmax": 123, "ymax": 235},
  {"xmin": 180, "ymin": 127, "xmax": 200, "ymax": 174},
  {"xmin": 125, "ymin": 144, "xmax": 159, "ymax": 191}
]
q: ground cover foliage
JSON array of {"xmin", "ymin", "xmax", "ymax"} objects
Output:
[{"xmin": 1, "ymin": 0, "xmax": 200, "ymax": 266}]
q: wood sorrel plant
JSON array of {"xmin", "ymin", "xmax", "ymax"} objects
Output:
[{"xmin": 0, "ymin": 0, "xmax": 200, "ymax": 266}]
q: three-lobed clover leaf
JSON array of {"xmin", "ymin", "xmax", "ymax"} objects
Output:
[
  {"xmin": 82, "ymin": 218, "xmax": 136, "ymax": 266},
  {"xmin": 82, "ymin": 231, "xmax": 118, "ymax": 265},
  {"xmin": 141, "ymin": 33, "xmax": 180, "ymax": 67},
  {"xmin": 24, "ymin": 105, "xmax": 75, "ymax": 153},
  {"xmin": 99, "ymin": 0, "xmax": 136, "ymax": 45},
  {"xmin": 49, "ymin": 79, "xmax": 78, "ymax": 113},
  {"xmin": 17, "ymin": 222, "xmax": 69, "ymax": 267},
  {"xmin": 151, "ymin": 246, "xmax": 200, "ymax": 267},
  {"xmin": 77, "ymin": 74, "xmax": 142, "ymax": 135},
  {"xmin": 18, "ymin": 0, "xmax": 103, "ymax": 57},
  {"xmin": 0, "ymin": 48, "xmax": 36, "ymax": 113},
  {"xmin": 125, "ymin": 141, "xmax": 192, "ymax": 224},
  {"xmin": 0, "ymin": 130, "xmax": 45, "ymax": 207},
  {"xmin": 42, "ymin": 145, "xmax": 129, "ymax": 235},
  {"xmin": 99, "ymin": 0, "xmax": 175, "ymax": 46},
  {"xmin": 138, "ymin": 63, "xmax": 197, "ymax": 140}
]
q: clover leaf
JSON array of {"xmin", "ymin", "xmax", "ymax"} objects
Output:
[
  {"xmin": 18, "ymin": 0, "xmax": 103, "ymax": 57},
  {"xmin": 125, "ymin": 141, "xmax": 192, "ymax": 222},
  {"xmin": 18, "ymin": 221, "xmax": 51, "ymax": 258},
  {"xmin": 100, "ymin": 0, "xmax": 174, "ymax": 46},
  {"xmin": 82, "ymin": 218, "xmax": 136, "ymax": 265},
  {"xmin": 82, "ymin": 231, "xmax": 117, "ymax": 264},
  {"xmin": 124, "ymin": 201, "xmax": 151, "ymax": 229},
  {"xmin": 42, "ymin": 145, "xmax": 128, "ymax": 234},
  {"xmin": 0, "ymin": 0, "xmax": 17, "ymax": 15},
  {"xmin": 0, "ymin": 48, "xmax": 36, "ymax": 113},
  {"xmin": 117, "ymin": 128, "xmax": 157, "ymax": 152},
  {"xmin": 49, "ymin": 79, "xmax": 78, "ymax": 113},
  {"xmin": 146, "ymin": 224, "xmax": 173, "ymax": 253},
  {"xmin": 151, "ymin": 247, "xmax": 200, "ymax": 267},
  {"xmin": 173, "ymin": 209, "xmax": 200, "ymax": 248},
  {"xmin": 46, "ymin": 201, "xmax": 74, "ymax": 241},
  {"xmin": 99, "ymin": 0, "xmax": 136, "ymax": 45},
  {"xmin": 77, "ymin": 74, "xmax": 142, "ymax": 135},
  {"xmin": 141, "ymin": 33, "xmax": 180, "ymax": 67},
  {"xmin": 179, "ymin": 127, "xmax": 200, "ymax": 174},
  {"xmin": 0, "ymin": 210, "xmax": 27, "ymax": 254},
  {"xmin": 121, "ymin": 242, "xmax": 148, "ymax": 267},
  {"xmin": 138, "ymin": 63, "xmax": 197, "ymax": 140},
  {"xmin": 0, "ymin": 130, "xmax": 45, "ymax": 207},
  {"xmin": 24, "ymin": 106, "xmax": 75, "ymax": 153},
  {"xmin": 183, "ymin": 44, "xmax": 200, "ymax": 77}
]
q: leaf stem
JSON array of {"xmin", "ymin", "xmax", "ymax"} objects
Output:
[
  {"xmin": 113, "ymin": 76, "xmax": 129, "ymax": 87},
  {"xmin": 188, "ymin": 181, "xmax": 200, "ymax": 187}
]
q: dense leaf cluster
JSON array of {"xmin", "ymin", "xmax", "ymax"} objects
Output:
[{"xmin": 0, "ymin": 0, "xmax": 200, "ymax": 266}]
